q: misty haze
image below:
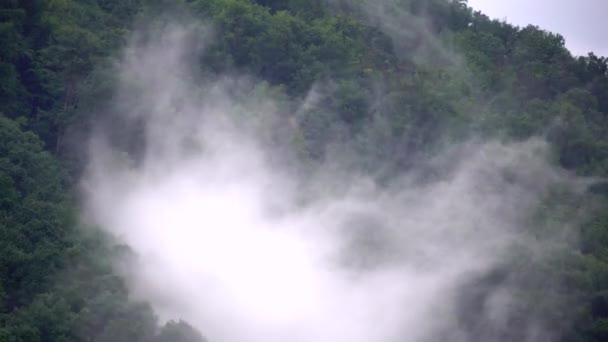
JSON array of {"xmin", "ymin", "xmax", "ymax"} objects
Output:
[{"xmin": 1, "ymin": 1, "xmax": 608, "ymax": 342}]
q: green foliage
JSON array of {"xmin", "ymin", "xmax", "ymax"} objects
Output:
[
  {"xmin": 193, "ymin": 0, "xmax": 367, "ymax": 93},
  {"xmin": 0, "ymin": 0, "xmax": 140, "ymax": 151},
  {"xmin": 0, "ymin": 115, "xmax": 68, "ymax": 308},
  {"xmin": 154, "ymin": 321, "xmax": 207, "ymax": 342},
  {"xmin": 2, "ymin": 0, "xmax": 608, "ymax": 340}
]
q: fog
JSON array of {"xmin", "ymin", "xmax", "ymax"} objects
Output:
[{"xmin": 83, "ymin": 22, "xmax": 580, "ymax": 342}]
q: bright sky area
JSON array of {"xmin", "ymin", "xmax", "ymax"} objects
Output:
[{"xmin": 467, "ymin": 0, "xmax": 608, "ymax": 57}]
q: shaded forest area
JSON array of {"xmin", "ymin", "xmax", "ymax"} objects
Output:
[{"xmin": 1, "ymin": 0, "xmax": 608, "ymax": 340}]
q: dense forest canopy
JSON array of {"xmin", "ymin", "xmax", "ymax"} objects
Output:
[{"xmin": 1, "ymin": 0, "xmax": 608, "ymax": 341}]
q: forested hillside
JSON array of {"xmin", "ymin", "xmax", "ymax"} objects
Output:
[{"xmin": 1, "ymin": 0, "xmax": 608, "ymax": 341}]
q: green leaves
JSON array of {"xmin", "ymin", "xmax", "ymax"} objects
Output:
[
  {"xmin": 154, "ymin": 321, "xmax": 207, "ymax": 342},
  {"xmin": 1, "ymin": 0, "xmax": 608, "ymax": 341}
]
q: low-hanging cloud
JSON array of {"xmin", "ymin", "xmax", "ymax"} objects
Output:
[{"xmin": 82, "ymin": 21, "xmax": 583, "ymax": 342}]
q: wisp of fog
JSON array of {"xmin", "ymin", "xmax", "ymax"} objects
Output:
[{"xmin": 82, "ymin": 23, "xmax": 579, "ymax": 342}]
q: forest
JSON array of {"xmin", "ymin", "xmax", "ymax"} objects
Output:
[{"xmin": 1, "ymin": 0, "xmax": 608, "ymax": 341}]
